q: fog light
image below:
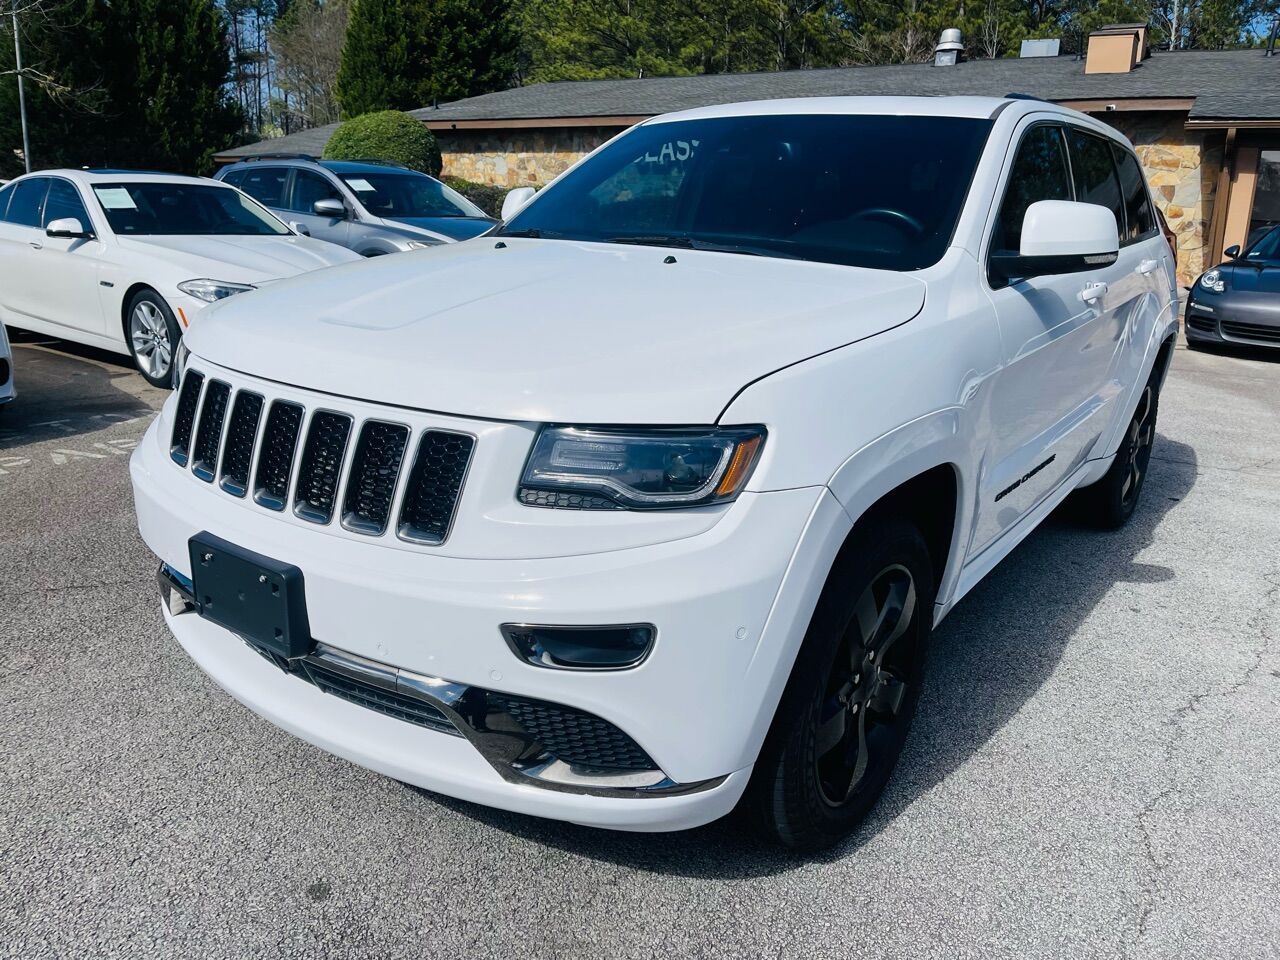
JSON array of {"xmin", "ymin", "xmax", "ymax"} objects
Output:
[{"xmin": 502, "ymin": 623, "xmax": 655, "ymax": 670}]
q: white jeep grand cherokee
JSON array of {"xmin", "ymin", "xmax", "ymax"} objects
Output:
[{"xmin": 131, "ymin": 96, "xmax": 1178, "ymax": 850}]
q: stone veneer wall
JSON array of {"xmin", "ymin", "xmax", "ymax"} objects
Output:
[
  {"xmin": 436, "ymin": 126, "xmax": 625, "ymax": 187},
  {"xmin": 1102, "ymin": 113, "xmax": 1223, "ymax": 286},
  {"xmin": 435, "ymin": 114, "xmax": 1220, "ymax": 286}
]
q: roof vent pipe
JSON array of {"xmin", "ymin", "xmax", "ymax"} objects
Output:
[
  {"xmin": 934, "ymin": 28, "xmax": 963, "ymax": 67},
  {"xmin": 1266, "ymin": 16, "xmax": 1279, "ymax": 56}
]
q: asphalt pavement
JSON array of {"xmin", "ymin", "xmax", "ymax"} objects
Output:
[{"xmin": 2, "ymin": 328, "xmax": 1278, "ymax": 959}]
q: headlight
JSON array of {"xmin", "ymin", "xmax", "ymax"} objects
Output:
[
  {"xmin": 520, "ymin": 426, "xmax": 766, "ymax": 510},
  {"xmin": 172, "ymin": 340, "xmax": 190, "ymax": 391},
  {"xmin": 177, "ymin": 279, "xmax": 256, "ymax": 302},
  {"xmin": 1199, "ymin": 269, "xmax": 1225, "ymax": 293},
  {"xmin": 405, "ymin": 240, "xmax": 437, "ymax": 250}
]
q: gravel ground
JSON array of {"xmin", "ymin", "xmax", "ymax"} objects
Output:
[{"xmin": 1, "ymin": 329, "xmax": 1277, "ymax": 959}]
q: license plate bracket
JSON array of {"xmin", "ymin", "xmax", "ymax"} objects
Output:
[{"xmin": 188, "ymin": 531, "xmax": 313, "ymax": 659}]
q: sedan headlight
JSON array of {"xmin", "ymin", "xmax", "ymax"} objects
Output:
[
  {"xmin": 520, "ymin": 426, "xmax": 766, "ymax": 510},
  {"xmin": 1199, "ymin": 269, "xmax": 1225, "ymax": 293},
  {"xmin": 177, "ymin": 279, "xmax": 257, "ymax": 302}
]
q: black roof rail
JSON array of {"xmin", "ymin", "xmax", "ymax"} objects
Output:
[
  {"xmin": 1004, "ymin": 92, "xmax": 1051, "ymax": 103},
  {"xmin": 323, "ymin": 157, "xmax": 409, "ymax": 169},
  {"xmin": 239, "ymin": 153, "xmax": 318, "ymax": 163}
]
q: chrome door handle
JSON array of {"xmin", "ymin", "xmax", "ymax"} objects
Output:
[
  {"xmin": 28, "ymin": 241, "xmax": 42, "ymax": 250},
  {"xmin": 1137, "ymin": 258, "xmax": 1159, "ymax": 275},
  {"xmin": 1078, "ymin": 281, "xmax": 1108, "ymax": 303}
]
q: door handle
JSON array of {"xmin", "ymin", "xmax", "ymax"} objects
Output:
[
  {"xmin": 1078, "ymin": 281, "xmax": 1108, "ymax": 303},
  {"xmin": 1136, "ymin": 258, "xmax": 1160, "ymax": 275},
  {"xmin": 28, "ymin": 241, "xmax": 42, "ymax": 250}
]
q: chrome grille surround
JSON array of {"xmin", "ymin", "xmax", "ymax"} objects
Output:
[{"xmin": 167, "ymin": 365, "xmax": 474, "ymax": 548}]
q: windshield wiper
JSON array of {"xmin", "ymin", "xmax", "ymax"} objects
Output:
[
  {"xmin": 494, "ymin": 227, "xmax": 552, "ymax": 238},
  {"xmin": 606, "ymin": 234, "xmax": 802, "ymax": 260}
]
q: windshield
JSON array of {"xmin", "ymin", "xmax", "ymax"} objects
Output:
[
  {"xmin": 499, "ymin": 114, "xmax": 993, "ymax": 270},
  {"xmin": 92, "ymin": 182, "xmax": 289, "ymax": 236},
  {"xmin": 1243, "ymin": 225, "xmax": 1280, "ymax": 263},
  {"xmin": 339, "ymin": 171, "xmax": 487, "ymax": 220}
]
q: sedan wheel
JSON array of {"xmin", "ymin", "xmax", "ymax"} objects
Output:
[{"xmin": 125, "ymin": 291, "xmax": 181, "ymax": 389}]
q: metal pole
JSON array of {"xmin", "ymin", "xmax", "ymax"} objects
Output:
[{"xmin": 11, "ymin": 1, "xmax": 31, "ymax": 172}]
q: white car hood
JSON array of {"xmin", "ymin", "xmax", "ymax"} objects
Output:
[
  {"xmin": 187, "ymin": 239, "xmax": 926, "ymax": 424},
  {"xmin": 116, "ymin": 234, "xmax": 359, "ymax": 282}
]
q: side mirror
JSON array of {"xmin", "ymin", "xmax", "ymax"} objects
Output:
[
  {"xmin": 46, "ymin": 217, "xmax": 91, "ymax": 240},
  {"xmin": 1224, "ymin": 244, "xmax": 1241, "ymax": 259},
  {"xmin": 500, "ymin": 186, "xmax": 537, "ymax": 222},
  {"xmin": 989, "ymin": 200, "xmax": 1119, "ymax": 283},
  {"xmin": 289, "ymin": 221, "xmax": 311, "ymax": 236},
  {"xmin": 313, "ymin": 198, "xmax": 347, "ymax": 219}
]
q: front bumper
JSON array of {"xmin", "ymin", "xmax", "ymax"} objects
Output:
[
  {"xmin": 1185, "ymin": 294, "xmax": 1280, "ymax": 348},
  {"xmin": 133, "ymin": 409, "xmax": 837, "ymax": 830}
]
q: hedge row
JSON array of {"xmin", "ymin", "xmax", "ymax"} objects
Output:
[{"xmin": 443, "ymin": 177, "xmax": 512, "ymax": 219}]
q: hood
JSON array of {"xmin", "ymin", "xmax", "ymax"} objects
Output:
[
  {"xmin": 117, "ymin": 234, "xmax": 359, "ymax": 282},
  {"xmin": 187, "ymin": 239, "xmax": 927, "ymax": 424},
  {"xmin": 386, "ymin": 216, "xmax": 497, "ymax": 242},
  {"xmin": 1222, "ymin": 260, "xmax": 1280, "ymax": 294}
]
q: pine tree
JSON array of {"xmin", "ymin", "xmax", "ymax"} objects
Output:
[
  {"xmin": 335, "ymin": 0, "xmax": 413, "ymax": 116},
  {"xmin": 406, "ymin": 0, "xmax": 518, "ymax": 104}
]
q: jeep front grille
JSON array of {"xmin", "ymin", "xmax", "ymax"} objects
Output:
[
  {"xmin": 170, "ymin": 371, "xmax": 472, "ymax": 546},
  {"xmin": 293, "ymin": 411, "xmax": 352, "ymax": 524},
  {"xmin": 190, "ymin": 380, "xmax": 230, "ymax": 482},
  {"xmin": 170, "ymin": 371, "xmax": 204, "ymax": 466}
]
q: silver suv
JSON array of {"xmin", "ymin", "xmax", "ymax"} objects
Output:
[{"xmin": 215, "ymin": 157, "xmax": 496, "ymax": 256}]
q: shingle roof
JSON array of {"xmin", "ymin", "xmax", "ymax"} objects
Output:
[{"xmin": 217, "ymin": 49, "xmax": 1280, "ymax": 159}]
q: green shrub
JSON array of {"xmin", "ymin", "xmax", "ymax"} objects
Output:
[
  {"xmin": 443, "ymin": 176, "xmax": 512, "ymax": 219},
  {"xmin": 323, "ymin": 110, "xmax": 442, "ymax": 176}
]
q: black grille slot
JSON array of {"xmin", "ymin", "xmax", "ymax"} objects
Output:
[
  {"xmin": 519, "ymin": 488, "xmax": 621, "ymax": 510},
  {"xmin": 1185, "ymin": 315, "xmax": 1216, "ymax": 334},
  {"xmin": 218, "ymin": 391, "xmax": 264, "ymax": 497},
  {"xmin": 190, "ymin": 380, "xmax": 230, "ymax": 482},
  {"xmin": 341, "ymin": 421, "xmax": 409, "ymax": 535},
  {"xmin": 169, "ymin": 370, "xmax": 204, "ymax": 466},
  {"xmin": 292, "ymin": 411, "xmax": 352, "ymax": 524},
  {"xmin": 492, "ymin": 694, "xmax": 657, "ymax": 771},
  {"xmin": 253, "ymin": 400, "xmax": 304, "ymax": 511},
  {"xmin": 1222, "ymin": 320, "xmax": 1280, "ymax": 344},
  {"xmin": 300, "ymin": 662, "xmax": 458, "ymax": 736},
  {"xmin": 397, "ymin": 430, "xmax": 474, "ymax": 544}
]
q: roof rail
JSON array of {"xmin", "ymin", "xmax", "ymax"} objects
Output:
[
  {"xmin": 325, "ymin": 157, "xmax": 409, "ymax": 169},
  {"xmin": 1004, "ymin": 92, "xmax": 1050, "ymax": 103},
  {"xmin": 239, "ymin": 153, "xmax": 318, "ymax": 163}
]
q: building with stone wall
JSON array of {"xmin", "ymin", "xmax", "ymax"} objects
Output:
[{"xmin": 219, "ymin": 33, "xmax": 1280, "ymax": 287}]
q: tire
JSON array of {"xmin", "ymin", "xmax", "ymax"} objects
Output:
[
  {"xmin": 125, "ymin": 289, "xmax": 181, "ymax": 389},
  {"xmin": 1076, "ymin": 373, "xmax": 1159, "ymax": 529},
  {"xmin": 743, "ymin": 515, "xmax": 935, "ymax": 851}
]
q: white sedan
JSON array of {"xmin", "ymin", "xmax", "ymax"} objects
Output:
[{"xmin": 0, "ymin": 170, "xmax": 360, "ymax": 387}]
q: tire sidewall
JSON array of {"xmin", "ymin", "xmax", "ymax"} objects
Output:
[{"xmin": 126, "ymin": 290, "xmax": 181, "ymax": 389}]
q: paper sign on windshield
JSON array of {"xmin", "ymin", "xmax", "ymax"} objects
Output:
[
  {"xmin": 347, "ymin": 179, "xmax": 375, "ymax": 192},
  {"xmin": 95, "ymin": 188, "xmax": 138, "ymax": 210}
]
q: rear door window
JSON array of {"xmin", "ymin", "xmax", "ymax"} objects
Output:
[
  {"xmin": 3, "ymin": 177, "xmax": 49, "ymax": 228},
  {"xmin": 221, "ymin": 169, "xmax": 246, "ymax": 188},
  {"xmin": 1110, "ymin": 144, "xmax": 1156, "ymax": 244},
  {"xmin": 992, "ymin": 125, "xmax": 1072, "ymax": 255},
  {"xmin": 237, "ymin": 167, "xmax": 289, "ymax": 208},
  {"xmin": 1067, "ymin": 129, "xmax": 1125, "ymax": 238}
]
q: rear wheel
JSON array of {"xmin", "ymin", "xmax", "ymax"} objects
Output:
[
  {"xmin": 126, "ymin": 289, "xmax": 180, "ymax": 389},
  {"xmin": 1077, "ymin": 377, "xmax": 1158, "ymax": 529},
  {"xmin": 744, "ymin": 516, "xmax": 934, "ymax": 851}
]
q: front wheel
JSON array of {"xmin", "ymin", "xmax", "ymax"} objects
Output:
[
  {"xmin": 126, "ymin": 289, "xmax": 181, "ymax": 389},
  {"xmin": 743, "ymin": 516, "xmax": 934, "ymax": 851}
]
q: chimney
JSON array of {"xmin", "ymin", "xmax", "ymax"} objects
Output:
[
  {"xmin": 1085, "ymin": 23, "xmax": 1149, "ymax": 74},
  {"xmin": 934, "ymin": 28, "xmax": 963, "ymax": 67}
]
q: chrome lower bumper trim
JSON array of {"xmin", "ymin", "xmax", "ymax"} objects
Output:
[{"xmin": 158, "ymin": 564, "xmax": 725, "ymax": 799}]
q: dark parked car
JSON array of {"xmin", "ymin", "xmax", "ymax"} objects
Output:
[{"xmin": 1185, "ymin": 225, "xmax": 1280, "ymax": 349}]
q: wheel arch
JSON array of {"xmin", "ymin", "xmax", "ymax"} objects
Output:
[{"xmin": 118, "ymin": 282, "xmax": 159, "ymax": 342}]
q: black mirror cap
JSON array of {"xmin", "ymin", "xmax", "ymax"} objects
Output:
[
  {"xmin": 1224, "ymin": 244, "xmax": 1241, "ymax": 259},
  {"xmin": 989, "ymin": 250, "xmax": 1119, "ymax": 286}
]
